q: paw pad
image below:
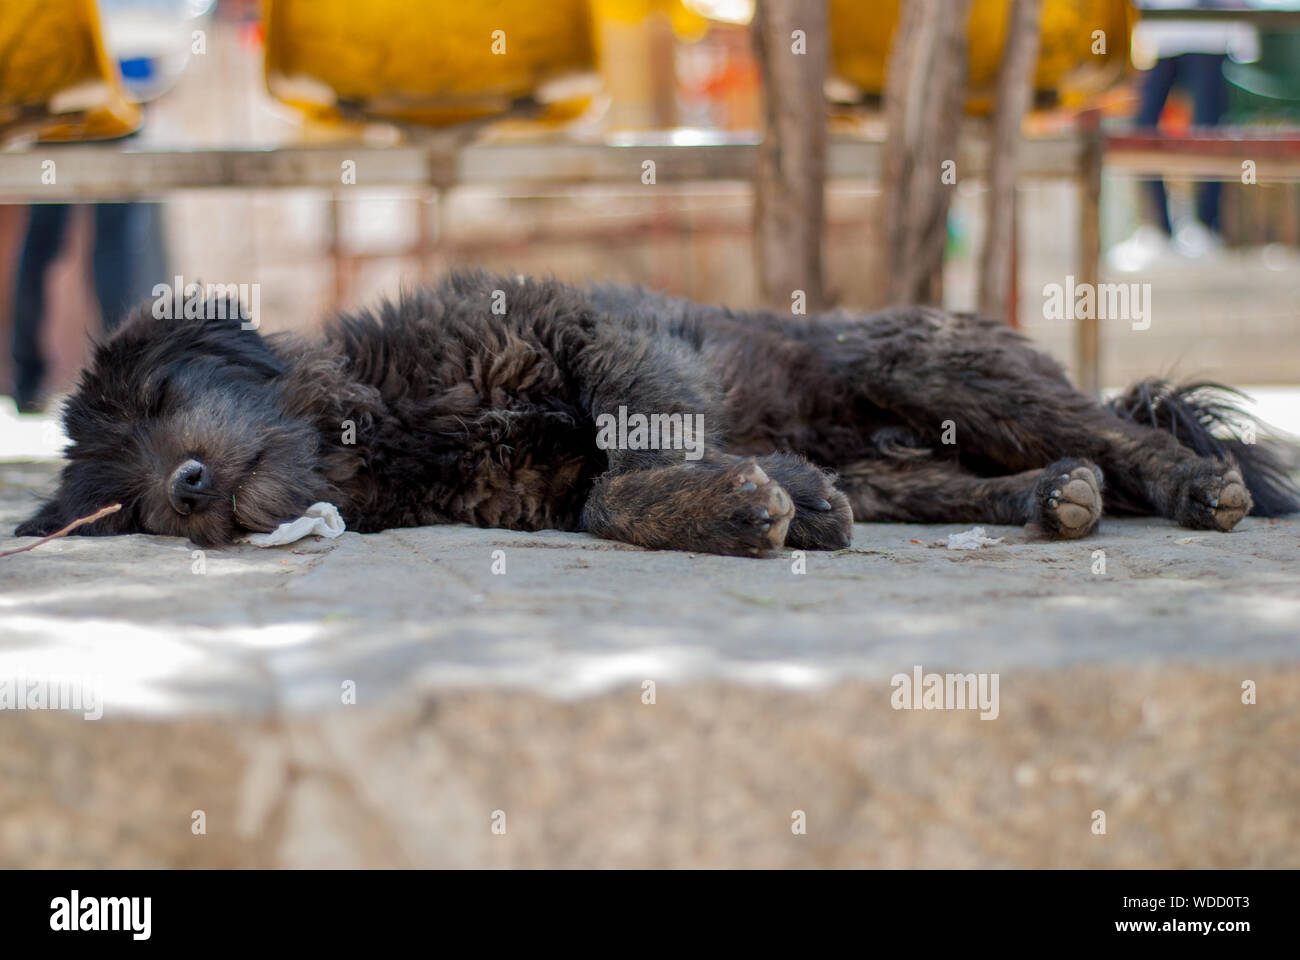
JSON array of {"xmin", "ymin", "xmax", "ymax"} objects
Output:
[{"xmin": 1036, "ymin": 461, "xmax": 1102, "ymax": 540}]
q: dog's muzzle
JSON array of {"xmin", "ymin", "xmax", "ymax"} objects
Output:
[{"xmin": 168, "ymin": 459, "xmax": 213, "ymax": 515}]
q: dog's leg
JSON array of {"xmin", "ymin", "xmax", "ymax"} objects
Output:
[
  {"xmin": 748, "ymin": 451, "xmax": 853, "ymax": 549},
  {"xmin": 838, "ymin": 456, "xmax": 1104, "ymax": 540},
  {"xmin": 573, "ymin": 325, "xmax": 852, "ymax": 554},
  {"xmin": 1068, "ymin": 426, "xmax": 1251, "ymax": 532},
  {"xmin": 582, "ymin": 456, "xmax": 797, "ymax": 556},
  {"xmin": 829, "ymin": 308, "xmax": 1251, "ymax": 531},
  {"xmin": 582, "ymin": 452, "xmax": 852, "ymax": 555}
]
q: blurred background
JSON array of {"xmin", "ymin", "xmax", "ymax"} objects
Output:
[{"xmin": 1, "ymin": 0, "xmax": 1298, "ymax": 423}]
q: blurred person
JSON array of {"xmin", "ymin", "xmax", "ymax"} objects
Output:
[
  {"xmin": 1109, "ymin": 0, "xmax": 1259, "ymax": 273},
  {"xmin": 10, "ymin": 202, "xmax": 167, "ymax": 412}
]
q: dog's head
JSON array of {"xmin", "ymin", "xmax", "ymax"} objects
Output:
[{"xmin": 17, "ymin": 300, "xmax": 324, "ymax": 547}]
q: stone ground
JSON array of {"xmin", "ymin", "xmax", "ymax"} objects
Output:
[{"xmin": 2, "ymin": 450, "xmax": 1298, "ymax": 868}]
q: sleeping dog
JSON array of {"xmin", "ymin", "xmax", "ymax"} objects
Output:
[{"xmin": 16, "ymin": 271, "xmax": 1298, "ymax": 555}]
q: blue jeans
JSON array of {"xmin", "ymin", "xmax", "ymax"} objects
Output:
[
  {"xmin": 11, "ymin": 203, "xmax": 167, "ymax": 408},
  {"xmin": 1135, "ymin": 52, "xmax": 1228, "ymax": 234}
]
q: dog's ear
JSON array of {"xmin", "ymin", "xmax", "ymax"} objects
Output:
[
  {"xmin": 183, "ymin": 296, "xmax": 283, "ymax": 379},
  {"xmin": 15, "ymin": 497, "xmax": 68, "ymax": 537},
  {"xmin": 15, "ymin": 498, "xmax": 124, "ymax": 538},
  {"xmin": 102, "ymin": 294, "xmax": 283, "ymax": 381},
  {"xmin": 15, "ymin": 450, "xmax": 132, "ymax": 539},
  {"xmin": 15, "ymin": 474, "xmax": 127, "ymax": 538}
]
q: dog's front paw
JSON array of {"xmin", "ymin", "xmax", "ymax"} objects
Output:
[
  {"xmin": 583, "ymin": 457, "xmax": 799, "ymax": 556},
  {"xmin": 1032, "ymin": 458, "xmax": 1102, "ymax": 540},
  {"xmin": 718, "ymin": 460, "xmax": 795, "ymax": 555},
  {"xmin": 1176, "ymin": 463, "xmax": 1252, "ymax": 532},
  {"xmin": 786, "ymin": 486, "xmax": 853, "ymax": 551}
]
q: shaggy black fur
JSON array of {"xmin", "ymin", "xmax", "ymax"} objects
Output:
[{"xmin": 16, "ymin": 271, "xmax": 1300, "ymax": 556}]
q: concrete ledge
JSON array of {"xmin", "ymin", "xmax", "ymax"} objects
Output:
[
  {"xmin": 3, "ymin": 461, "xmax": 1299, "ymax": 867},
  {"xmin": 2, "ymin": 668, "xmax": 1297, "ymax": 868}
]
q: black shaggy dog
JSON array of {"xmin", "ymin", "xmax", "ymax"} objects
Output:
[{"xmin": 16, "ymin": 270, "xmax": 1300, "ymax": 556}]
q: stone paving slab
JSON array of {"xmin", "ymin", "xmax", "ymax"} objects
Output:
[
  {"xmin": 3, "ymin": 459, "xmax": 1300, "ymax": 712},
  {"xmin": 1, "ymin": 459, "xmax": 1298, "ymax": 867}
]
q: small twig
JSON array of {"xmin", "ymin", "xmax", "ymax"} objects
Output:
[{"xmin": 0, "ymin": 503, "xmax": 122, "ymax": 558}]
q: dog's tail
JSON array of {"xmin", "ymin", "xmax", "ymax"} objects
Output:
[{"xmin": 1108, "ymin": 378, "xmax": 1300, "ymax": 517}]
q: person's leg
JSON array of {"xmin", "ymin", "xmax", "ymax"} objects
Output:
[
  {"xmin": 1186, "ymin": 52, "xmax": 1228, "ymax": 231},
  {"xmin": 1136, "ymin": 55, "xmax": 1181, "ymax": 234},
  {"xmin": 11, "ymin": 205, "xmax": 71, "ymax": 410},
  {"xmin": 92, "ymin": 202, "xmax": 168, "ymax": 333}
]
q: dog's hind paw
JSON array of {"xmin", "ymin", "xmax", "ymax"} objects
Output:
[
  {"xmin": 1031, "ymin": 458, "xmax": 1102, "ymax": 540},
  {"xmin": 1177, "ymin": 464, "xmax": 1252, "ymax": 532}
]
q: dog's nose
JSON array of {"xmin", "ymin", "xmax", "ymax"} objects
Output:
[{"xmin": 168, "ymin": 459, "xmax": 211, "ymax": 515}]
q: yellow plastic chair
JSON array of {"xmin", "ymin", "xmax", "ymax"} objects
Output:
[
  {"xmin": 829, "ymin": 0, "xmax": 1134, "ymax": 113},
  {"xmin": 263, "ymin": 0, "xmax": 603, "ymax": 128},
  {"xmin": 0, "ymin": 0, "xmax": 140, "ymax": 143}
]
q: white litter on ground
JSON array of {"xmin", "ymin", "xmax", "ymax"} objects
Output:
[
  {"xmin": 945, "ymin": 527, "xmax": 1005, "ymax": 550},
  {"xmin": 241, "ymin": 502, "xmax": 345, "ymax": 547}
]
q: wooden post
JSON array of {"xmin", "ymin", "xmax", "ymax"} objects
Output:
[
  {"xmin": 1076, "ymin": 107, "xmax": 1103, "ymax": 396},
  {"xmin": 752, "ymin": 0, "xmax": 828, "ymax": 312},
  {"xmin": 1007, "ymin": 198, "xmax": 1020, "ymax": 328},
  {"xmin": 879, "ymin": 0, "xmax": 973, "ymax": 306},
  {"xmin": 977, "ymin": 0, "xmax": 1043, "ymax": 322}
]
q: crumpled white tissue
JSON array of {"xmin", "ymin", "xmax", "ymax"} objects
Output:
[
  {"xmin": 240, "ymin": 502, "xmax": 346, "ymax": 547},
  {"xmin": 946, "ymin": 526, "xmax": 1005, "ymax": 550}
]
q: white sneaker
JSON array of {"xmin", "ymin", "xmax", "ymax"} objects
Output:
[
  {"xmin": 1173, "ymin": 220, "xmax": 1224, "ymax": 260},
  {"xmin": 1107, "ymin": 225, "xmax": 1178, "ymax": 273}
]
